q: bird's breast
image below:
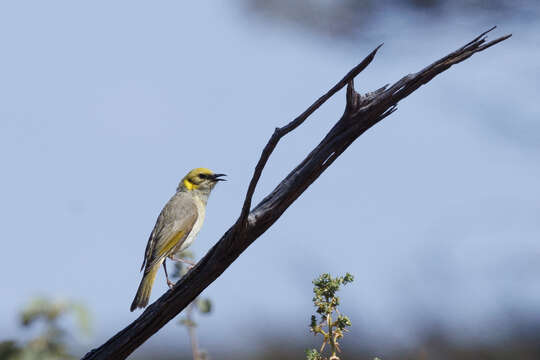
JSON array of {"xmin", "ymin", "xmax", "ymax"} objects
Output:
[{"xmin": 178, "ymin": 197, "xmax": 206, "ymax": 252}]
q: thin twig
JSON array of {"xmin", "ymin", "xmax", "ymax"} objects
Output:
[{"xmin": 185, "ymin": 303, "xmax": 200, "ymax": 360}]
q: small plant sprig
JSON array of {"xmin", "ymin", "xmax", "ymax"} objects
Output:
[
  {"xmin": 171, "ymin": 250, "xmax": 212, "ymax": 360},
  {"xmin": 306, "ymin": 273, "xmax": 354, "ymax": 360}
]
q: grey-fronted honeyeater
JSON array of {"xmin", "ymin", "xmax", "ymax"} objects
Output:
[{"xmin": 130, "ymin": 168, "xmax": 226, "ymax": 311}]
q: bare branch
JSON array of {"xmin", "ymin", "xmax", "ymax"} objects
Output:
[
  {"xmin": 81, "ymin": 28, "xmax": 510, "ymax": 360},
  {"xmin": 237, "ymin": 44, "xmax": 383, "ymax": 229}
]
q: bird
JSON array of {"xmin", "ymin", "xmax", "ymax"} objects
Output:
[{"xmin": 130, "ymin": 168, "xmax": 226, "ymax": 311}]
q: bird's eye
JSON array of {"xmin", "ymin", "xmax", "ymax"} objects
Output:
[{"xmin": 198, "ymin": 174, "xmax": 207, "ymax": 179}]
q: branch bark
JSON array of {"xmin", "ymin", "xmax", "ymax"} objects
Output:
[{"xmin": 81, "ymin": 27, "xmax": 510, "ymax": 360}]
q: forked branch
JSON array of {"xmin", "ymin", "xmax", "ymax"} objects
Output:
[{"xmin": 82, "ymin": 28, "xmax": 510, "ymax": 360}]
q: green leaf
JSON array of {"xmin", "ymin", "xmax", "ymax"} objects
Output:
[
  {"xmin": 306, "ymin": 348, "xmax": 323, "ymax": 360},
  {"xmin": 310, "ymin": 315, "xmax": 317, "ymax": 328},
  {"xmin": 336, "ymin": 315, "xmax": 352, "ymax": 330},
  {"xmin": 196, "ymin": 299, "xmax": 212, "ymax": 314}
]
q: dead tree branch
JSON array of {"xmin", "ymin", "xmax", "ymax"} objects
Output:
[{"xmin": 81, "ymin": 27, "xmax": 510, "ymax": 360}]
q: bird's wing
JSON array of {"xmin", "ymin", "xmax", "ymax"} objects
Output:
[
  {"xmin": 140, "ymin": 211, "xmax": 165, "ymax": 271},
  {"xmin": 143, "ymin": 193, "xmax": 198, "ymax": 272}
]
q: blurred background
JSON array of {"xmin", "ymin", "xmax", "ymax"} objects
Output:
[{"xmin": 1, "ymin": 1, "xmax": 539, "ymax": 359}]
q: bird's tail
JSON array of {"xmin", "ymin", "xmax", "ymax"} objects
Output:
[{"xmin": 130, "ymin": 263, "xmax": 159, "ymax": 311}]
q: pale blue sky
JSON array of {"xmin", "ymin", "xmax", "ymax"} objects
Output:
[{"xmin": 1, "ymin": 1, "xmax": 539, "ymax": 357}]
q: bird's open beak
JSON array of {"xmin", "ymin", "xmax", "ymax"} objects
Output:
[{"xmin": 211, "ymin": 173, "xmax": 227, "ymax": 182}]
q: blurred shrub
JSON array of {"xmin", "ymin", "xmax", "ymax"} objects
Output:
[{"xmin": 0, "ymin": 297, "xmax": 90, "ymax": 360}]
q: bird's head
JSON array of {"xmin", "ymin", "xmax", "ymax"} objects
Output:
[{"xmin": 179, "ymin": 168, "xmax": 226, "ymax": 193}]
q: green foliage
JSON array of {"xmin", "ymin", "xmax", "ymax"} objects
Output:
[
  {"xmin": 20, "ymin": 298, "xmax": 91, "ymax": 336},
  {"xmin": 1, "ymin": 297, "xmax": 91, "ymax": 360},
  {"xmin": 0, "ymin": 341, "xmax": 21, "ymax": 360},
  {"xmin": 306, "ymin": 348, "xmax": 324, "ymax": 360},
  {"xmin": 307, "ymin": 273, "xmax": 354, "ymax": 360},
  {"xmin": 196, "ymin": 298, "xmax": 212, "ymax": 314}
]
